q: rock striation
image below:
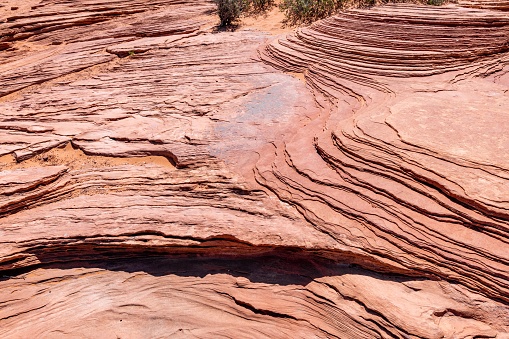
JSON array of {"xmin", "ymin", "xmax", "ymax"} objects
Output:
[
  {"xmin": 1, "ymin": 0, "xmax": 509, "ymax": 338},
  {"xmin": 459, "ymin": 0, "xmax": 509, "ymax": 11},
  {"xmin": 259, "ymin": 3, "xmax": 509, "ymax": 305}
]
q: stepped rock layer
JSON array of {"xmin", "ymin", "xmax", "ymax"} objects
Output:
[
  {"xmin": 459, "ymin": 0, "xmax": 509, "ymax": 10},
  {"xmin": 1, "ymin": 0, "xmax": 509, "ymax": 338},
  {"xmin": 260, "ymin": 4, "xmax": 509, "ymax": 304}
]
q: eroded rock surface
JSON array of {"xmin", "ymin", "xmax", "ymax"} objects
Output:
[{"xmin": 1, "ymin": 1, "xmax": 508, "ymax": 338}]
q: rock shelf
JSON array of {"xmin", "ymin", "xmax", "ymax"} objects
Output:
[{"xmin": 1, "ymin": 1, "xmax": 508, "ymax": 337}]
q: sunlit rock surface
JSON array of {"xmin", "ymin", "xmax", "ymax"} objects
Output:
[{"xmin": 1, "ymin": 0, "xmax": 508, "ymax": 338}]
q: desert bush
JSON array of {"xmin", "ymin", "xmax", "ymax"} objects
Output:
[
  {"xmin": 247, "ymin": 0, "xmax": 276, "ymax": 12},
  {"xmin": 279, "ymin": 0, "xmax": 342, "ymax": 25},
  {"xmin": 215, "ymin": 0, "xmax": 275, "ymax": 27},
  {"xmin": 280, "ymin": 0, "xmax": 449, "ymax": 25},
  {"xmin": 215, "ymin": 0, "xmax": 246, "ymax": 26},
  {"xmin": 216, "ymin": 0, "xmax": 448, "ymax": 27}
]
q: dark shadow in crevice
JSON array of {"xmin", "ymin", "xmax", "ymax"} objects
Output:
[
  {"xmin": 0, "ymin": 244, "xmax": 429, "ymax": 286},
  {"xmin": 213, "ymin": 24, "xmax": 241, "ymax": 33}
]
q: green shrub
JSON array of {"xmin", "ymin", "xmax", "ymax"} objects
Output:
[
  {"xmin": 280, "ymin": 0, "xmax": 341, "ymax": 25},
  {"xmin": 247, "ymin": 0, "xmax": 276, "ymax": 12},
  {"xmin": 215, "ymin": 0, "xmax": 275, "ymax": 27},
  {"xmin": 215, "ymin": 0, "xmax": 447, "ymax": 27},
  {"xmin": 215, "ymin": 0, "xmax": 246, "ymax": 26},
  {"xmin": 280, "ymin": 0, "xmax": 449, "ymax": 25}
]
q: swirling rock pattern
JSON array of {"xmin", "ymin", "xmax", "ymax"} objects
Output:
[
  {"xmin": 1, "ymin": 0, "xmax": 509, "ymax": 338},
  {"xmin": 260, "ymin": 4, "xmax": 509, "ymax": 302},
  {"xmin": 259, "ymin": 0, "xmax": 509, "ymax": 311}
]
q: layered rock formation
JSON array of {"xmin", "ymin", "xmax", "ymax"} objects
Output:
[
  {"xmin": 260, "ymin": 4, "xmax": 509, "ymax": 303},
  {"xmin": 1, "ymin": 0, "xmax": 508, "ymax": 338},
  {"xmin": 459, "ymin": 0, "xmax": 509, "ymax": 10}
]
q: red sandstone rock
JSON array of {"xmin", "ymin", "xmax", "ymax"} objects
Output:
[
  {"xmin": 0, "ymin": 0, "xmax": 508, "ymax": 337},
  {"xmin": 259, "ymin": 4, "xmax": 509, "ymax": 305}
]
